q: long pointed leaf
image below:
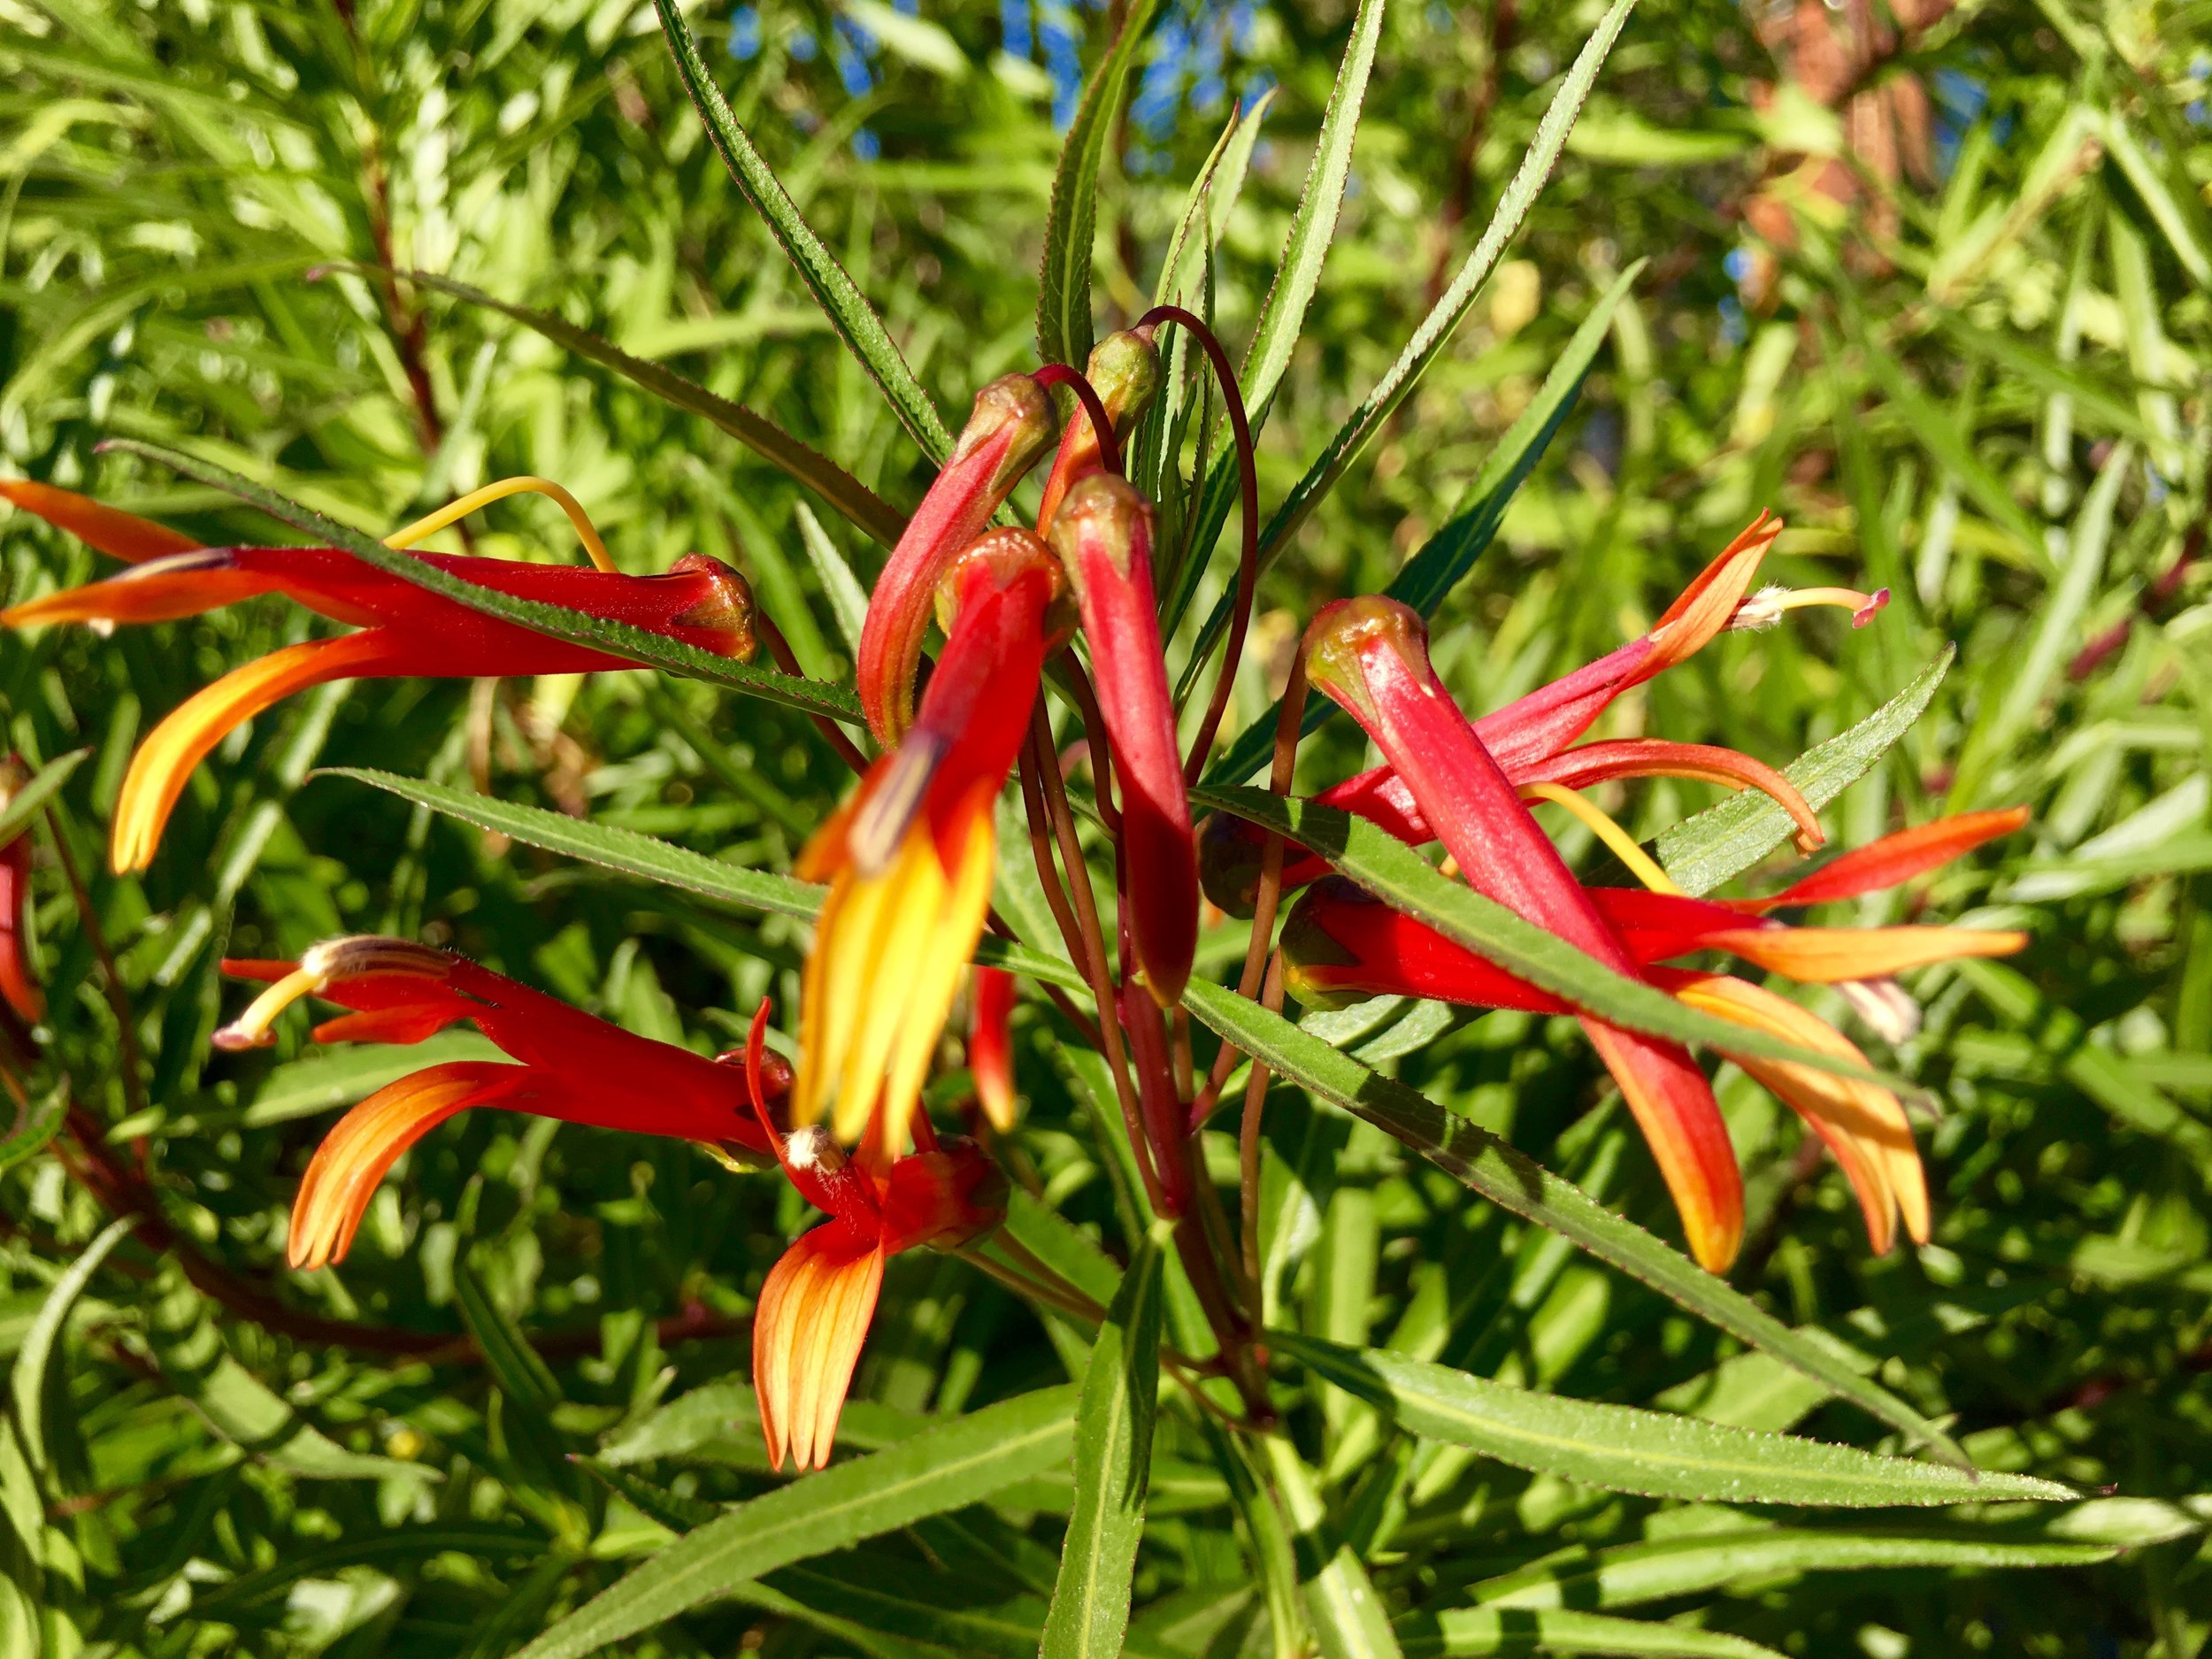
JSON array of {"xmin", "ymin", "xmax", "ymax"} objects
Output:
[
  {"xmin": 1036, "ymin": 0, "xmax": 1166, "ymax": 368},
  {"xmin": 395, "ymin": 267, "xmax": 904, "ymax": 549},
  {"xmin": 1039, "ymin": 1235, "xmax": 1164, "ymax": 1658},
  {"xmin": 654, "ymin": 0, "xmax": 952, "ymax": 460},
  {"xmin": 1401, "ymin": 1607, "xmax": 1786, "ymax": 1658},
  {"xmin": 1273, "ymin": 1332, "xmax": 2070, "ymax": 1506},
  {"xmin": 513, "ymin": 1386, "xmax": 1079, "ymax": 1659},
  {"xmin": 1176, "ymin": 978, "xmax": 1961, "ymax": 1460}
]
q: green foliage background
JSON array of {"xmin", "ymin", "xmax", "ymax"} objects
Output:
[{"xmin": 1, "ymin": 0, "xmax": 2208, "ymax": 1653}]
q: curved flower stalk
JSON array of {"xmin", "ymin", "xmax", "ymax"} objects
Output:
[
  {"xmin": 1, "ymin": 482, "xmax": 758, "ymax": 873},
  {"xmin": 1300, "ymin": 597, "xmax": 1750, "ymax": 1271},
  {"xmin": 737, "ymin": 1003, "xmax": 1002, "ymax": 1471},
  {"xmin": 797, "ymin": 529, "xmax": 1071, "ymax": 1156},
  {"xmin": 1200, "ymin": 512, "xmax": 1892, "ymax": 913},
  {"xmin": 212, "ymin": 937, "xmax": 777, "ymax": 1270}
]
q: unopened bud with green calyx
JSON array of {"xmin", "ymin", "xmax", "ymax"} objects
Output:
[
  {"xmin": 1278, "ymin": 884, "xmax": 1371, "ymax": 1012},
  {"xmin": 858, "ymin": 374, "xmax": 1059, "ymax": 745},
  {"xmin": 1049, "ymin": 472, "xmax": 1196, "ymax": 1005},
  {"xmin": 1034, "ymin": 327, "xmax": 1164, "ymax": 534}
]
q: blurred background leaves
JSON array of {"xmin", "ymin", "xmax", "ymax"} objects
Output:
[{"xmin": 0, "ymin": 0, "xmax": 2208, "ymax": 1652}]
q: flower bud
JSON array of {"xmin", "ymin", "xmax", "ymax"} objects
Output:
[
  {"xmin": 667, "ymin": 553, "xmax": 759, "ymax": 661},
  {"xmin": 858, "ymin": 375, "xmax": 1058, "ymax": 744},
  {"xmin": 1034, "ymin": 328, "xmax": 1164, "ymax": 534},
  {"xmin": 1049, "ymin": 474, "xmax": 1196, "ymax": 1005}
]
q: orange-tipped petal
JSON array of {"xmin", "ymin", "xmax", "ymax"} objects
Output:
[
  {"xmin": 1697, "ymin": 924, "xmax": 2028, "ymax": 983},
  {"xmin": 288, "ymin": 1062, "xmax": 523, "ymax": 1269},
  {"xmin": 753, "ymin": 1221, "xmax": 886, "ymax": 1471},
  {"xmin": 1665, "ymin": 972, "xmax": 1927, "ymax": 1253},
  {"xmin": 0, "ymin": 480, "xmax": 201, "ymax": 564},
  {"xmin": 1049, "ymin": 474, "xmax": 1195, "ymax": 1004},
  {"xmin": 1518, "ymin": 739, "xmax": 1825, "ymax": 853},
  {"xmin": 1763, "ymin": 808, "xmax": 2032, "ymax": 909},
  {"xmin": 111, "ymin": 631, "xmax": 402, "ymax": 872},
  {"xmin": 0, "ymin": 548, "xmax": 290, "ymax": 631},
  {"xmin": 856, "ymin": 375, "xmax": 1056, "ymax": 745},
  {"xmin": 1585, "ymin": 1022, "xmax": 1746, "ymax": 1272},
  {"xmin": 970, "ymin": 967, "xmax": 1018, "ymax": 1132},
  {"xmin": 1645, "ymin": 511, "xmax": 1784, "ymax": 671}
]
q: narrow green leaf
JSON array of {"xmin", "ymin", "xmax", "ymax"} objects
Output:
[
  {"xmin": 102, "ymin": 440, "xmax": 867, "ymax": 727},
  {"xmin": 1039, "ymin": 1234, "xmax": 1164, "ymax": 1659},
  {"xmin": 1949, "ymin": 444, "xmax": 2129, "ymax": 805},
  {"xmin": 237, "ymin": 1031, "xmax": 503, "ymax": 1128},
  {"xmin": 2097, "ymin": 111, "xmax": 2212, "ymax": 292},
  {"xmin": 794, "ymin": 501, "xmax": 872, "ymax": 655},
  {"xmin": 396, "ymin": 268, "xmax": 904, "ymax": 549},
  {"xmin": 455, "ymin": 1260, "xmax": 562, "ymax": 1415},
  {"xmin": 775, "ymin": 1559, "xmax": 1049, "ymax": 1659},
  {"xmin": 654, "ymin": 0, "xmax": 953, "ymax": 460},
  {"xmin": 1194, "ymin": 787, "xmax": 1912, "ymax": 1094},
  {"xmin": 327, "ymin": 768, "xmax": 1083, "ymax": 991},
  {"xmin": 514, "ymin": 1386, "xmax": 1079, "ymax": 1659},
  {"xmin": 1402, "ymin": 1608, "xmax": 1786, "ymax": 1659},
  {"xmin": 1257, "ymin": 0, "xmax": 1639, "ymax": 564},
  {"xmin": 1655, "ymin": 647, "xmax": 1955, "ymax": 895},
  {"xmin": 10, "ymin": 1216, "xmax": 134, "ymax": 1478},
  {"xmin": 1035, "ymin": 0, "xmax": 1166, "ymax": 368},
  {"xmin": 1463, "ymin": 1529, "xmax": 2118, "ymax": 1612},
  {"xmin": 0, "ymin": 749, "xmax": 88, "ymax": 848},
  {"xmin": 1177, "ymin": 979, "xmax": 1961, "ymax": 1460},
  {"xmin": 0, "ymin": 1081, "xmax": 65, "ymax": 1176},
  {"xmin": 144, "ymin": 1269, "xmax": 436, "ymax": 1485},
  {"xmin": 329, "ymin": 768, "xmax": 823, "ymax": 919},
  {"xmin": 1156, "ymin": 0, "xmax": 1385, "ymax": 639},
  {"xmin": 1267, "ymin": 1437, "xmax": 1405, "ymax": 1659},
  {"xmin": 576, "ymin": 1456, "xmax": 721, "ymax": 1531},
  {"xmin": 1201, "ymin": 264, "xmax": 1638, "ymax": 784},
  {"xmin": 1273, "ymin": 1333, "xmax": 2071, "ymax": 1506}
]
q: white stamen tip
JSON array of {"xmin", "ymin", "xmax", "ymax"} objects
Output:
[
  {"xmin": 1732, "ymin": 586, "xmax": 1789, "ymax": 631},
  {"xmin": 785, "ymin": 1125, "xmax": 833, "ymax": 1171}
]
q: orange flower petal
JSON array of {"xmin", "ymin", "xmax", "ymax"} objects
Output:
[
  {"xmin": 1646, "ymin": 511, "xmax": 1784, "ymax": 671},
  {"xmin": 2, "ymin": 549, "xmax": 283, "ymax": 631},
  {"xmin": 1763, "ymin": 807, "xmax": 2032, "ymax": 909},
  {"xmin": 111, "ymin": 631, "xmax": 403, "ymax": 872},
  {"xmin": 1520, "ymin": 739, "xmax": 1824, "ymax": 853},
  {"xmin": 0, "ymin": 480, "xmax": 201, "ymax": 564},
  {"xmin": 753, "ymin": 1221, "xmax": 886, "ymax": 1471},
  {"xmin": 1585, "ymin": 1021, "xmax": 1746, "ymax": 1272},
  {"xmin": 1667, "ymin": 972, "xmax": 1928, "ymax": 1253},
  {"xmin": 288, "ymin": 1063, "xmax": 522, "ymax": 1270},
  {"xmin": 1701, "ymin": 925, "xmax": 2027, "ymax": 983}
]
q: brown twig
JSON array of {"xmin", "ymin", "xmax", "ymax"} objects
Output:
[{"xmin": 1425, "ymin": 0, "xmax": 1519, "ymax": 309}]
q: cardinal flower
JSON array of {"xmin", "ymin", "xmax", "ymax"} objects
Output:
[
  {"xmin": 797, "ymin": 528, "xmax": 1071, "ymax": 1156},
  {"xmin": 735, "ymin": 1003, "xmax": 1002, "ymax": 1471},
  {"xmin": 1283, "ymin": 803, "xmax": 2029, "ymax": 1254},
  {"xmin": 2, "ymin": 482, "xmax": 758, "ymax": 873},
  {"xmin": 1301, "ymin": 597, "xmax": 1764, "ymax": 1270},
  {"xmin": 855, "ymin": 376, "xmax": 1058, "ymax": 745},
  {"xmin": 212, "ymin": 937, "xmax": 776, "ymax": 1270},
  {"xmin": 1201, "ymin": 512, "xmax": 1890, "ymax": 912}
]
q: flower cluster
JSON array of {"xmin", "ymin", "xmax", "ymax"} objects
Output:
[{"xmin": 3, "ymin": 313, "xmax": 2027, "ymax": 1463}]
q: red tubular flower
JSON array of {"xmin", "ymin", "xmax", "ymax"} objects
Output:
[
  {"xmin": 1049, "ymin": 474, "xmax": 1197, "ymax": 1005},
  {"xmin": 1279, "ymin": 791, "xmax": 2030, "ymax": 1255},
  {"xmin": 856, "ymin": 376, "xmax": 1058, "ymax": 746},
  {"xmin": 212, "ymin": 938, "xmax": 778, "ymax": 1271},
  {"xmin": 0, "ymin": 757, "xmax": 39, "ymax": 1025},
  {"xmin": 1201, "ymin": 513, "xmax": 1894, "ymax": 914},
  {"xmin": 1033, "ymin": 328, "xmax": 1161, "ymax": 535},
  {"xmin": 2, "ymin": 485, "xmax": 758, "ymax": 873},
  {"xmin": 1302, "ymin": 598, "xmax": 1746, "ymax": 1271},
  {"xmin": 969, "ymin": 966, "xmax": 1019, "ymax": 1131},
  {"xmin": 797, "ymin": 529, "xmax": 1070, "ymax": 1154}
]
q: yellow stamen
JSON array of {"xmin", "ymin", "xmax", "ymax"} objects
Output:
[
  {"xmin": 1522, "ymin": 781, "xmax": 1684, "ymax": 896},
  {"xmin": 383, "ymin": 477, "xmax": 616, "ymax": 572},
  {"xmin": 213, "ymin": 966, "xmax": 326, "ymax": 1051}
]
